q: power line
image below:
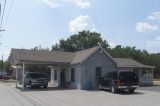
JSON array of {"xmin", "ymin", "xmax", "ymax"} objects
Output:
[
  {"xmin": 4, "ymin": 0, "xmax": 14, "ymax": 28},
  {"xmin": 0, "ymin": 0, "xmax": 6, "ymax": 30}
]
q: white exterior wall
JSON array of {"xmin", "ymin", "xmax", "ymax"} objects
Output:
[
  {"xmin": 80, "ymin": 49, "xmax": 117, "ymax": 90},
  {"xmin": 68, "ymin": 65, "xmax": 82, "ymax": 89}
]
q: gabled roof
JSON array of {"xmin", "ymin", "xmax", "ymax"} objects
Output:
[
  {"xmin": 113, "ymin": 58, "xmax": 155, "ymax": 68},
  {"xmin": 71, "ymin": 46, "xmax": 100, "ymax": 64},
  {"xmin": 10, "ymin": 46, "xmax": 103, "ymax": 65}
]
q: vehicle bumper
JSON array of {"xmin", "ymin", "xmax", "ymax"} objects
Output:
[
  {"xmin": 31, "ymin": 82, "xmax": 48, "ymax": 86},
  {"xmin": 118, "ymin": 85, "xmax": 138, "ymax": 89}
]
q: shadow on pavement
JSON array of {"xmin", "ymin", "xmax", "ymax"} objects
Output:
[
  {"xmin": 16, "ymin": 86, "xmax": 74, "ymax": 92},
  {"xmin": 118, "ymin": 90, "xmax": 145, "ymax": 95},
  {"xmin": 98, "ymin": 89, "xmax": 145, "ymax": 95}
]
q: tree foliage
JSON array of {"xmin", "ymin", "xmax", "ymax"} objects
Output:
[
  {"xmin": 0, "ymin": 60, "xmax": 11, "ymax": 75},
  {"xmin": 108, "ymin": 45, "xmax": 160, "ymax": 78},
  {"xmin": 31, "ymin": 45, "xmax": 50, "ymax": 51},
  {"xmin": 52, "ymin": 30, "xmax": 109, "ymax": 52},
  {"xmin": 108, "ymin": 45, "xmax": 160, "ymax": 68},
  {"xmin": 4, "ymin": 60, "xmax": 11, "ymax": 75}
]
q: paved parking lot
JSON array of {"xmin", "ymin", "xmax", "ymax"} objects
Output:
[
  {"xmin": 0, "ymin": 82, "xmax": 160, "ymax": 106},
  {"xmin": 138, "ymin": 85, "xmax": 160, "ymax": 92}
]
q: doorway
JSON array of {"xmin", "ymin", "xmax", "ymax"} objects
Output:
[{"xmin": 60, "ymin": 69, "xmax": 66, "ymax": 86}]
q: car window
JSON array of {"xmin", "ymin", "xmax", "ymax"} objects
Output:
[
  {"xmin": 111, "ymin": 71, "xmax": 118, "ymax": 80},
  {"xmin": 28, "ymin": 73, "xmax": 46, "ymax": 78},
  {"xmin": 26, "ymin": 74, "xmax": 29, "ymax": 78},
  {"xmin": 104, "ymin": 71, "xmax": 118, "ymax": 79},
  {"xmin": 119, "ymin": 71, "xmax": 137, "ymax": 82}
]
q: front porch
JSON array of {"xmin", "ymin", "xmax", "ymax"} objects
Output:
[
  {"xmin": 134, "ymin": 68, "xmax": 154, "ymax": 86},
  {"xmin": 13, "ymin": 62, "xmax": 72, "ymax": 90}
]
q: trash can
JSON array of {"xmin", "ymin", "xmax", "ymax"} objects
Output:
[{"xmin": 85, "ymin": 81, "xmax": 92, "ymax": 90}]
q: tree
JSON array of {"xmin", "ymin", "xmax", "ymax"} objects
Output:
[
  {"xmin": 4, "ymin": 61, "xmax": 11, "ymax": 75},
  {"xmin": 52, "ymin": 30, "xmax": 110, "ymax": 52},
  {"xmin": 0, "ymin": 60, "xmax": 11, "ymax": 75},
  {"xmin": 31, "ymin": 45, "xmax": 50, "ymax": 51}
]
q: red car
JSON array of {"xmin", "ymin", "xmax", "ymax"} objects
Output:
[{"xmin": 0, "ymin": 75, "xmax": 5, "ymax": 79}]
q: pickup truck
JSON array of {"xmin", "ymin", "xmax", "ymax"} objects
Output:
[{"xmin": 98, "ymin": 71, "xmax": 138, "ymax": 93}]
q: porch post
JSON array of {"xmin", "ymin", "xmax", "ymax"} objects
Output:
[
  {"xmin": 51, "ymin": 66, "xmax": 55, "ymax": 87},
  {"xmin": 57, "ymin": 67, "xmax": 61, "ymax": 86},
  {"xmin": 151, "ymin": 68, "xmax": 154, "ymax": 85},
  {"xmin": 16, "ymin": 65, "xmax": 18, "ymax": 88},
  {"xmin": 138, "ymin": 68, "xmax": 141, "ymax": 86},
  {"xmin": 22, "ymin": 62, "xmax": 25, "ymax": 90}
]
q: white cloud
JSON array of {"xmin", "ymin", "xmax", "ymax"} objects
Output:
[
  {"xmin": 147, "ymin": 12, "xmax": 160, "ymax": 20},
  {"xmin": 69, "ymin": 15, "xmax": 95, "ymax": 33},
  {"xmin": 147, "ymin": 36, "xmax": 160, "ymax": 48},
  {"xmin": 66, "ymin": 0, "xmax": 91, "ymax": 8},
  {"xmin": 136, "ymin": 22, "xmax": 158, "ymax": 33},
  {"xmin": 37, "ymin": 0, "xmax": 60, "ymax": 8},
  {"xmin": 109, "ymin": 42, "xmax": 116, "ymax": 48},
  {"xmin": 37, "ymin": 0, "xmax": 90, "ymax": 8}
]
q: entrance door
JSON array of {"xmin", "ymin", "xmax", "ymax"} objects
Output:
[
  {"xmin": 96, "ymin": 67, "xmax": 102, "ymax": 88},
  {"xmin": 60, "ymin": 69, "xmax": 66, "ymax": 86}
]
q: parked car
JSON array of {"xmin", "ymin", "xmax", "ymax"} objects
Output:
[
  {"xmin": 0, "ymin": 75, "xmax": 10, "ymax": 80},
  {"xmin": 0, "ymin": 75, "xmax": 5, "ymax": 79},
  {"xmin": 98, "ymin": 71, "xmax": 138, "ymax": 93},
  {"xmin": 24, "ymin": 73, "xmax": 48, "ymax": 88}
]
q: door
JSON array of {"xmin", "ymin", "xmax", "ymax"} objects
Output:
[
  {"xmin": 60, "ymin": 69, "xmax": 66, "ymax": 86},
  {"xmin": 96, "ymin": 67, "xmax": 102, "ymax": 87}
]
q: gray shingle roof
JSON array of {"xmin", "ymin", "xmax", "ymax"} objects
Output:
[
  {"xmin": 10, "ymin": 46, "xmax": 100, "ymax": 65},
  {"xmin": 10, "ymin": 47, "xmax": 155, "ymax": 69},
  {"xmin": 10, "ymin": 49, "xmax": 76, "ymax": 64},
  {"xmin": 113, "ymin": 58, "xmax": 155, "ymax": 68},
  {"xmin": 71, "ymin": 46, "xmax": 100, "ymax": 64}
]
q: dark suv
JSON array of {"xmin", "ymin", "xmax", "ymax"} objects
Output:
[
  {"xmin": 24, "ymin": 73, "xmax": 48, "ymax": 88},
  {"xmin": 98, "ymin": 71, "xmax": 138, "ymax": 93}
]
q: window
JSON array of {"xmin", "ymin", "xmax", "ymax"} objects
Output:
[
  {"xmin": 119, "ymin": 72, "xmax": 137, "ymax": 82},
  {"xmin": 104, "ymin": 71, "xmax": 118, "ymax": 80},
  {"xmin": 96, "ymin": 67, "xmax": 102, "ymax": 82},
  {"xmin": 54, "ymin": 69, "xmax": 57, "ymax": 80},
  {"xmin": 71, "ymin": 68, "xmax": 75, "ymax": 82}
]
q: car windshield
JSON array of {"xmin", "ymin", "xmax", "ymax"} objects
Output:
[
  {"xmin": 119, "ymin": 72, "xmax": 137, "ymax": 82},
  {"xmin": 28, "ymin": 73, "xmax": 46, "ymax": 78}
]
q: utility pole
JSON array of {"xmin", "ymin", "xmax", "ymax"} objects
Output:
[
  {"xmin": 0, "ymin": 3, "xmax": 1, "ymax": 17},
  {"xmin": 1, "ymin": 55, "xmax": 3, "ymax": 75}
]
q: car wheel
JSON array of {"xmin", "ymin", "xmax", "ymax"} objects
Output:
[
  {"xmin": 24, "ymin": 84, "xmax": 26, "ymax": 88},
  {"xmin": 98, "ymin": 85, "xmax": 103, "ymax": 90},
  {"xmin": 129, "ymin": 89, "xmax": 135, "ymax": 93},
  {"xmin": 43, "ymin": 85, "xmax": 47, "ymax": 89},
  {"xmin": 111, "ymin": 86, "xmax": 118, "ymax": 93}
]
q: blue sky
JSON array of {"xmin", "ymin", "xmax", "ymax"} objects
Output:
[{"xmin": 0, "ymin": 0, "xmax": 160, "ymax": 60}]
